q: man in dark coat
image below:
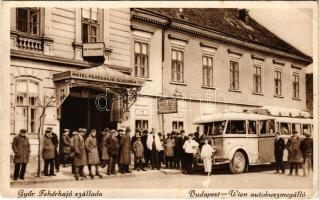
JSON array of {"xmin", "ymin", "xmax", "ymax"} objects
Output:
[
  {"xmin": 47, "ymin": 127, "xmax": 60, "ymax": 173},
  {"xmin": 73, "ymin": 130, "xmax": 87, "ymax": 180},
  {"xmin": 119, "ymin": 127, "xmax": 132, "ymax": 173},
  {"xmin": 61, "ymin": 129, "xmax": 71, "ymax": 167},
  {"xmin": 42, "ymin": 128, "xmax": 56, "ymax": 176},
  {"xmin": 300, "ymin": 132, "xmax": 313, "ymax": 176},
  {"xmin": 274, "ymin": 132, "xmax": 285, "ymax": 174},
  {"xmin": 131, "ymin": 129, "xmax": 140, "ymax": 170},
  {"xmin": 141, "ymin": 130, "xmax": 150, "ymax": 168},
  {"xmin": 117, "ymin": 129, "xmax": 124, "ymax": 172},
  {"xmin": 106, "ymin": 129, "xmax": 120, "ymax": 175},
  {"xmin": 286, "ymin": 130, "xmax": 302, "ymax": 176},
  {"xmin": 12, "ymin": 129, "xmax": 30, "ymax": 180},
  {"xmin": 173, "ymin": 131, "xmax": 183, "ymax": 169}
]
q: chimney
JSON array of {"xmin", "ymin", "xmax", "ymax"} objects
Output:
[{"xmin": 239, "ymin": 9, "xmax": 249, "ymax": 23}]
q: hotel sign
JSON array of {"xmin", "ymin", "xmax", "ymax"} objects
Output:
[
  {"xmin": 158, "ymin": 98, "xmax": 178, "ymax": 114},
  {"xmin": 53, "ymin": 71, "xmax": 144, "ymax": 86},
  {"xmin": 83, "ymin": 43, "xmax": 105, "ymax": 57}
]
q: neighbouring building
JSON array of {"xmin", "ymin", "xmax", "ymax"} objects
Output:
[{"xmin": 10, "ymin": 8, "xmax": 313, "ymax": 155}]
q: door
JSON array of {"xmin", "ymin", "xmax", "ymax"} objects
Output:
[{"xmin": 258, "ymin": 119, "xmax": 275, "ymax": 163}]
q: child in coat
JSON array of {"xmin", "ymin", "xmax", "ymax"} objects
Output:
[
  {"xmin": 133, "ymin": 135, "xmax": 146, "ymax": 171},
  {"xmin": 200, "ymin": 138, "xmax": 216, "ymax": 176}
]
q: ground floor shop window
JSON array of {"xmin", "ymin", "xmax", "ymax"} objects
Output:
[
  {"xmin": 172, "ymin": 121, "xmax": 184, "ymax": 131},
  {"xmin": 135, "ymin": 120, "xmax": 148, "ymax": 131}
]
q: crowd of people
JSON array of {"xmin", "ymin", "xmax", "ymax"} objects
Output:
[{"xmin": 11, "ymin": 126, "xmax": 313, "ymax": 181}]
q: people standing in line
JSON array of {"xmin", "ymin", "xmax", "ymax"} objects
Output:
[
  {"xmin": 12, "ymin": 129, "xmax": 30, "ymax": 180},
  {"xmin": 274, "ymin": 132, "xmax": 286, "ymax": 174},
  {"xmin": 174, "ymin": 131, "xmax": 183, "ymax": 169},
  {"xmin": 61, "ymin": 129, "xmax": 71, "ymax": 167},
  {"xmin": 100, "ymin": 128, "xmax": 110, "ymax": 168},
  {"xmin": 48, "ymin": 127, "xmax": 60, "ymax": 173},
  {"xmin": 141, "ymin": 130, "xmax": 150, "ymax": 168},
  {"xmin": 73, "ymin": 129, "xmax": 87, "ymax": 180},
  {"xmin": 165, "ymin": 134, "xmax": 175, "ymax": 169},
  {"xmin": 286, "ymin": 130, "xmax": 302, "ymax": 176},
  {"xmin": 131, "ymin": 129, "xmax": 140, "ymax": 170},
  {"xmin": 42, "ymin": 128, "xmax": 56, "ymax": 176},
  {"xmin": 106, "ymin": 129, "xmax": 120, "ymax": 175},
  {"xmin": 85, "ymin": 129, "xmax": 102, "ymax": 179},
  {"xmin": 132, "ymin": 134, "xmax": 146, "ymax": 171},
  {"xmin": 119, "ymin": 127, "xmax": 132, "ymax": 174},
  {"xmin": 200, "ymin": 138, "xmax": 216, "ymax": 176},
  {"xmin": 182, "ymin": 134, "xmax": 199, "ymax": 174},
  {"xmin": 300, "ymin": 131, "xmax": 313, "ymax": 177},
  {"xmin": 147, "ymin": 128, "xmax": 161, "ymax": 170}
]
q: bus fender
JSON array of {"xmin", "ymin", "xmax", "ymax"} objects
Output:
[{"xmin": 226, "ymin": 147, "xmax": 249, "ymax": 163}]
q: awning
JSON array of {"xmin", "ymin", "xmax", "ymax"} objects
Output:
[
  {"xmin": 303, "ymin": 64, "xmax": 313, "ymax": 74},
  {"xmin": 247, "ymin": 106, "xmax": 311, "ymax": 118}
]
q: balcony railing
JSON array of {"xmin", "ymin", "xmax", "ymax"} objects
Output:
[{"xmin": 11, "ymin": 30, "xmax": 43, "ymax": 52}]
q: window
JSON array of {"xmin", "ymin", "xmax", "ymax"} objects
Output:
[
  {"xmin": 172, "ymin": 121, "xmax": 184, "ymax": 131},
  {"xmin": 248, "ymin": 120, "xmax": 256, "ymax": 134},
  {"xmin": 202, "ymin": 55, "xmax": 214, "ymax": 87},
  {"xmin": 274, "ymin": 70, "xmax": 282, "ymax": 96},
  {"xmin": 16, "ymin": 8, "xmax": 40, "ymax": 35},
  {"xmin": 203, "ymin": 121, "xmax": 226, "ymax": 136},
  {"xmin": 293, "ymin": 74, "xmax": 300, "ymax": 99},
  {"xmin": 302, "ymin": 124, "xmax": 311, "ymax": 135},
  {"xmin": 226, "ymin": 120, "xmax": 246, "ymax": 134},
  {"xmin": 134, "ymin": 41, "xmax": 149, "ymax": 78},
  {"xmin": 15, "ymin": 79, "xmax": 39, "ymax": 134},
  {"xmin": 135, "ymin": 120, "xmax": 148, "ymax": 131},
  {"xmin": 259, "ymin": 120, "xmax": 275, "ymax": 134},
  {"xmin": 82, "ymin": 8, "xmax": 100, "ymax": 43},
  {"xmin": 230, "ymin": 61, "xmax": 239, "ymax": 90},
  {"xmin": 253, "ymin": 65, "xmax": 262, "ymax": 93},
  {"xmin": 279, "ymin": 122, "xmax": 291, "ymax": 135},
  {"xmin": 171, "ymin": 49, "xmax": 184, "ymax": 83},
  {"xmin": 292, "ymin": 123, "xmax": 301, "ymax": 134}
]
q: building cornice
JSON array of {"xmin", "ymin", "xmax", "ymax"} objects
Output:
[
  {"xmin": 10, "ymin": 49, "xmax": 132, "ymax": 74},
  {"xmin": 132, "ymin": 9, "xmax": 312, "ymax": 65}
]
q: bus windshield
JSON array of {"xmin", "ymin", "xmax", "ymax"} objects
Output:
[{"xmin": 203, "ymin": 121, "xmax": 226, "ymax": 136}]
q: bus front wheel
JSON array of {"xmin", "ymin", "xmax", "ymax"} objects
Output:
[{"xmin": 229, "ymin": 151, "xmax": 247, "ymax": 174}]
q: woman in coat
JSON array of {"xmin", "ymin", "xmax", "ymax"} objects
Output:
[
  {"xmin": 42, "ymin": 129, "xmax": 56, "ymax": 176},
  {"xmin": 12, "ymin": 129, "xmax": 30, "ymax": 180},
  {"xmin": 85, "ymin": 129, "xmax": 102, "ymax": 179},
  {"xmin": 286, "ymin": 130, "xmax": 302, "ymax": 176},
  {"xmin": 200, "ymin": 138, "xmax": 216, "ymax": 176},
  {"xmin": 119, "ymin": 128, "xmax": 132, "ymax": 173}
]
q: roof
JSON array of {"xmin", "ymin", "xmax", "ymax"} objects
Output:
[
  {"xmin": 140, "ymin": 8, "xmax": 312, "ymax": 64},
  {"xmin": 193, "ymin": 112, "xmax": 274, "ymax": 124},
  {"xmin": 247, "ymin": 106, "xmax": 311, "ymax": 118},
  {"xmin": 274, "ymin": 117, "xmax": 313, "ymax": 124}
]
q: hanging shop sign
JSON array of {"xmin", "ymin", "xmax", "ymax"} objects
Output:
[
  {"xmin": 158, "ymin": 98, "xmax": 178, "ymax": 114},
  {"xmin": 56, "ymin": 84, "xmax": 70, "ymax": 108},
  {"xmin": 83, "ymin": 42, "xmax": 105, "ymax": 57}
]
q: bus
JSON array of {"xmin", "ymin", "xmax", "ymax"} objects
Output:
[{"xmin": 193, "ymin": 112, "xmax": 313, "ymax": 174}]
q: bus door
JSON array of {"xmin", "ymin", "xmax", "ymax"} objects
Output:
[{"xmin": 258, "ymin": 119, "xmax": 275, "ymax": 163}]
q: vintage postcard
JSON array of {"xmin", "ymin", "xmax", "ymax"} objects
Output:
[{"xmin": 0, "ymin": 1, "xmax": 317, "ymax": 199}]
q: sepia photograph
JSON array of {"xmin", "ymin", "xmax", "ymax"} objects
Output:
[{"xmin": 0, "ymin": 1, "xmax": 317, "ymax": 199}]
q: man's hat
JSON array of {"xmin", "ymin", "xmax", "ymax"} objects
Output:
[
  {"xmin": 136, "ymin": 134, "xmax": 141, "ymax": 138},
  {"xmin": 110, "ymin": 129, "xmax": 117, "ymax": 133},
  {"xmin": 45, "ymin": 127, "xmax": 52, "ymax": 133},
  {"xmin": 117, "ymin": 129, "xmax": 124, "ymax": 132},
  {"xmin": 292, "ymin": 129, "xmax": 298, "ymax": 134},
  {"xmin": 102, "ymin": 128, "xmax": 109, "ymax": 133},
  {"xmin": 47, "ymin": 127, "xmax": 53, "ymax": 131},
  {"xmin": 304, "ymin": 132, "xmax": 312, "ymax": 137},
  {"xmin": 72, "ymin": 131, "xmax": 78, "ymax": 135},
  {"xmin": 125, "ymin": 127, "xmax": 131, "ymax": 132},
  {"xmin": 91, "ymin": 129, "xmax": 96, "ymax": 133},
  {"xmin": 64, "ymin": 129, "xmax": 70, "ymax": 132},
  {"xmin": 20, "ymin": 129, "xmax": 27, "ymax": 133}
]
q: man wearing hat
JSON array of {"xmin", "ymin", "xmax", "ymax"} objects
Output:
[
  {"xmin": 106, "ymin": 130, "xmax": 120, "ymax": 175},
  {"xmin": 61, "ymin": 129, "xmax": 71, "ymax": 167},
  {"xmin": 46, "ymin": 127, "xmax": 60, "ymax": 173},
  {"xmin": 99, "ymin": 128, "xmax": 110, "ymax": 168},
  {"xmin": 274, "ymin": 132, "xmax": 286, "ymax": 174},
  {"xmin": 73, "ymin": 129, "xmax": 88, "ymax": 180},
  {"xmin": 286, "ymin": 129, "xmax": 302, "ymax": 176},
  {"xmin": 182, "ymin": 133, "xmax": 199, "ymax": 174},
  {"xmin": 42, "ymin": 128, "xmax": 56, "ymax": 176},
  {"xmin": 131, "ymin": 129, "xmax": 141, "ymax": 170},
  {"xmin": 119, "ymin": 127, "xmax": 132, "ymax": 173},
  {"xmin": 147, "ymin": 128, "xmax": 162, "ymax": 170},
  {"xmin": 300, "ymin": 131, "xmax": 313, "ymax": 176},
  {"xmin": 85, "ymin": 129, "xmax": 102, "ymax": 179},
  {"xmin": 12, "ymin": 129, "xmax": 31, "ymax": 180}
]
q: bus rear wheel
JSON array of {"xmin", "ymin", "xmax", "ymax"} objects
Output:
[{"xmin": 229, "ymin": 151, "xmax": 247, "ymax": 174}]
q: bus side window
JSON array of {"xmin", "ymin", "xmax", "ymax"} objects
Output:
[
  {"xmin": 292, "ymin": 123, "xmax": 301, "ymax": 135},
  {"xmin": 259, "ymin": 120, "xmax": 275, "ymax": 134},
  {"xmin": 280, "ymin": 123, "xmax": 290, "ymax": 135},
  {"xmin": 226, "ymin": 120, "xmax": 246, "ymax": 134},
  {"xmin": 303, "ymin": 124, "xmax": 311, "ymax": 135},
  {"xmin": 248, "ymin": 121, "xmax": 256, "ymax": 134}
]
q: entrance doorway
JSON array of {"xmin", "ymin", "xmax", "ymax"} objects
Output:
[{"xmin": 60, "ymin": 87, "xmax": 117, "ymax": 134}]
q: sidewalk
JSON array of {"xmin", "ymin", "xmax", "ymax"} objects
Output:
[{"xmin": 10, "ymin": 158, "xmax": 182, "ymax": 186}]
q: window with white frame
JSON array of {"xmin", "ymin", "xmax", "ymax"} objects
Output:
[
  {"xmin": 82, "ymin": 8, "xmax": 100, "ymax": 43},
  {"xmin": 15, "ymin": 79, "xmax": 40, "ymax": 134},
  {"xmin": 135, "ymin": 120, "xmax": 149, "ymax": 131},
  {"xmin": 16, "ymin": 8, "xmax": 40, "ymax": 35},
  {"xmin": 230, "ymin": 60, "xmax": 239, "ymax": 90},
  {"xmin": 134, "ymin": 41, "xmax": 149, "ymax": 78},
  {"xmin": 171, "ymin": 49, "xmax": 184, "ymax": 83},
  {"xmin": 253, "ymin": 65, "xmax": 262, "ymax": 93},
  {"xmin": 202, "ymin": 55, "xmax": 214, "ymax": 87},
  {"xmin": 292, "ymin": 73, "xmax": 300, "ymax": 99},
  {"xmin": 274, "ymin": 70, "xmax": 282, "ymax": 96},
  {"xmin": 172, "ymin": 121, "xmax": 184, "ymax": 131}
]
